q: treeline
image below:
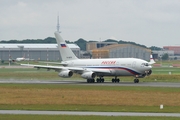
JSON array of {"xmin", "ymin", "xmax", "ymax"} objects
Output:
[
  {"xmin": 0, "ymin": 37, "xmax": 162, "ymax": 51},
  {"xmin": 0, "ymin": 37, "xmax": 56, "ymax": 44}
]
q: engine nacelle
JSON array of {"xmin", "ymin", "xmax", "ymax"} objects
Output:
[
  {"xmin": 137, "ymin": 73, "xmax": 146, "ymax": 78},
  {"xmin": 137, "ymin": 70, "xmax": 152, "ymax": 78},
  {"xmin": 58, "ymin": 70, "xmax": 73, "ymax": 78},
  {"xmin": 81, "ymin": 71, "xmax": 96, "ymax": 79},
  {"xmin": 147, "ymin": 70, "xmax": 152, "ymax": 76}
]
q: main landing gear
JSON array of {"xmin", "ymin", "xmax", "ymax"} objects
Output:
[
  {"xmin": 86, "ymin": 77, "xmax": 139, "ymax": 83},
  {"xmin": 86, "ymin": 77, "xmax": 105, "ymax": 83},
  {"xmin": 112, "ymin": 76, "xmax": 120, "ymax": 83},
  {"xmin": 87, "ymin": 79, "xmax": 95, "ymax": 83},
  {"xmin": 96, "ymin": 77, "xmax": 104, "ymax": 83}
]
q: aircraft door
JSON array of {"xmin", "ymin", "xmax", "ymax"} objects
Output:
[{"xmin": 132, "ymin": 61, "xmax": 136, "ymax": 68}]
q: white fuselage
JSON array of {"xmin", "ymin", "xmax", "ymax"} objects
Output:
[
  {"xmin": 16, "ymin": 57, "xmax": 31, "ymax": 61},
  {"xmin": 62, "ymin": 58, "xmax": 152, "ymax": 77}
]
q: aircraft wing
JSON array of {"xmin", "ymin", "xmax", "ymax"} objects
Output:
[
  {"xmin": 37, "ymin": 61, "xmax": 68, "ymax": 66},
  {"xmin": 21, "ymin": 64, "xmax": 111, "ymax": 74}
]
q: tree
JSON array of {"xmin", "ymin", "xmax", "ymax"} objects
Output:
[
  {"xmin": 149, "ymin": 46, "xmax": 162, "ymax": 51},
  {"xmin": 161, "ymin": 53, "xmax": 169, "ymax": 60},
  {"xmin": 105, "ymin": 39, "xmax": 118, "ymax": 42},
  {"xmin": 74, "ymin": 38, "xmax": 87, "ymax": 51}
]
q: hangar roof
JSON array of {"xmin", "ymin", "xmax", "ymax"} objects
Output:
[
  {"xmin": 92, "ymin": 44, "xmax": 151, "ymax": 52},
  {"xmin": 0, "ymin": 44, "xmax": 79, "ymax": 49}
]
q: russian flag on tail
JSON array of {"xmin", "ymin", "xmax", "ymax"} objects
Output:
[{"xmin": 60, "ymin": 44, "xmax": 66, "ymax": 48}]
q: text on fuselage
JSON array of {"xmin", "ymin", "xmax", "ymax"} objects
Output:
[{"xmin": 101, "ymin": 61, "xmax": 116, "ymax": 64}]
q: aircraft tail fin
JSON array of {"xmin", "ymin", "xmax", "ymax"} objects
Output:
[
  {"xmin": 149, "ymin": 54, "xmax": 155, "ymax": 65},
  {"xmin": 54, "ymin": 31, "xmax": 78, "ymax": 61}
]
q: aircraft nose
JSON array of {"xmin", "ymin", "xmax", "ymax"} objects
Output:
[{"xmin": 149, "ymin": 65, "xmax": 152, "ymax": 69}]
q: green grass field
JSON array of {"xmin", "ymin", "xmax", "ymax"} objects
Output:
[{"xmin": 1, "ymin": 115, "xmax": 180, "ymax": 120}]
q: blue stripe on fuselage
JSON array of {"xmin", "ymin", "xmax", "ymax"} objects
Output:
[{"xmin": 84, "ymin": 66, "xmax": 140, "ymax": 75}]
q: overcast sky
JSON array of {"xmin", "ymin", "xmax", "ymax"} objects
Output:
[{"xmin": 1, "ymin": 0, "xmax": 180, "ymax": 47}]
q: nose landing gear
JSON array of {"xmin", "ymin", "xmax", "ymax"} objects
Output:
[
  {"xmin": 134, "ymin": 75, "xmax": 139, "ymax": 83},
  {"xmin": 134, "ymin": 78, "xmax": 139, "ymax": 83}
]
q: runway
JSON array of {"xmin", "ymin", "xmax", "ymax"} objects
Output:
[
  {"xmin": 0, "ymin": 79, "xmax": 180, "ymax": 87},
  {"xmin": 0, "ymin": 110, "xmax": 180, "ymax": 117}
]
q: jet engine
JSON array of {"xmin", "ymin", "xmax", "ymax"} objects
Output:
[
  {"xmin": 81, "ymin": 71, "xmax": 96, "ymax": 79},
  {"xmin": 147, "ymin": 70, "xmax": 152, "ymax": 76},
  {"xmin": 58, "ymin": 70, "xmax": 73, "ymax": 78},
  {"xmin": 138, "ymin": 70, "xmax": 152, "ymax": 78},
  {"xmin": 137, "ymin": 73, "xmax": 146, "ymax": 78}
]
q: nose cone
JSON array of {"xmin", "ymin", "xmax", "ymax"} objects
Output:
[{"xmin": 149, "ymin": 65, "xmax": 152, "ymax": 69}]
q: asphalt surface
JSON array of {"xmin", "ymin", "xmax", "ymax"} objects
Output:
[
  {"xmin": 0, "ymin": 79, "xmax": 180, "ymax": 87},
  {"xmin": 0, "ymin": 110, "xmax": 180, "ymax": 117}
]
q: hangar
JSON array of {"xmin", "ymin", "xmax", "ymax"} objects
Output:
[
  {"xmin": 91, "ymin": 44, "xmax": 151, "ymax": 61},
  {"xmin": 0, "ymin": 44, "xmax": 80, "ymax": 61}
]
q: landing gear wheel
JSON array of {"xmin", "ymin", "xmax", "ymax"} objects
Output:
[
  {"xmin": 134, "ymin": 79, "xmax": 139, "ymax": 83},
  {"xmin": 96, "ymin": 78, "xmax": 100, "ymax": 83},
  {"xmin": 101, "ymin": 78, "xmax": 104, "ymax": 83},
  {"xmin": 112, "ymin": 78, "xmax": 120, "ymax": 83},
  {"xmin": 87, "ymin": 79, "xmax": 95, "ymax": 83},
  {"xmin": 112, "ymin": 78, "xmax": 115, "ymax": 83},
  {"xmin": 117, "ymin": 78, "xmax": 120, "ymax": 83},
  {"xmin": 96, "ymin": 78, "xmax": 104, "ymax": 83}
]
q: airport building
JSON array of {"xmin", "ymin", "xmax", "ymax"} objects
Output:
[
  {"xmin": 152, "ymin": 46, "xmax": 180, "ymax": 60},
  {"xmin": 0, "ymin": 44, "xmax": 80, "ymax": 61},
  {"xmin": 152, "ymin": 50, "xmax": 174, "ymax": 60},
  {"xmin": 86, "ymin": 41, "xmax": 118, "ymax": 51},
  {"xmin": 90, "ymin": 44, "xmax": 151, "ymax": 61},
  {"xmin": 163, "ymin": 46, "xmax": 180, "ymax": 55}
]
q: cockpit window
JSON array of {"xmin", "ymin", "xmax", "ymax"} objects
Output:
[
  {"xmin": 142, "ymin": 63, "xmax": 149, "ymax": 66},
  {"xmin": 145, "ymin": 63, "xmax": 149, "ymax": 66}
]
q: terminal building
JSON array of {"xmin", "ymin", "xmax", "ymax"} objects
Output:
[{"xmin": 0, "ymin": 44, "xmax": 80, "ymax": 61}]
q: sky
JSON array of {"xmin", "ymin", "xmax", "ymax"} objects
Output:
[{"xmin": 0, "ymin": 0, "xmax": 180, "ymax": 47}]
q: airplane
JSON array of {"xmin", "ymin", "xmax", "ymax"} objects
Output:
[
  {"xmin": 21, "ymin": 31, "xmax": 155, "ymax": 83},
  {"xmin": 8, "ymin": 57, "xmax": 31, "ymax": 63},
  {"xmin": 15, "ymin": 53, "xmax": 30, "ymax": 61},
  {"xmin": 16, "ymin": 57, "xmax": 25, "ymax": 61}
]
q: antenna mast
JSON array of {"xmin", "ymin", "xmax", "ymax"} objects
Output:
[{"xmin": 57, "ymin": 13, "xmax": 60, "ymax": 33}]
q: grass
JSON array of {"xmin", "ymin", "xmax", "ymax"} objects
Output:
[
  {"xmin": 0, "ymin": 84, "xmax": 180, "ymax": 112},
  {"xmin": 1, "ymin": 115, "xmax": 180, "ymax": 120}
]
